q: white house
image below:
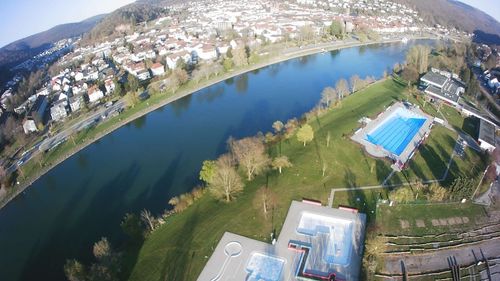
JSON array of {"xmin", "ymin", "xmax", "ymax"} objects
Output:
[
  {"xmin": 23, "ymin": 119, "xmax": 38, "ymax": 134},
  {"xmin": 74, "ymin": 72, "xmax": 84, "ymax": 82},
  {"xmin": 136, "ymin": 69, "xmax": 151, "ymax": 81},
  {"xmin": 50, "ymin": 101, "xmax": 68, "ymax": 122},
  {"xmin": 166, "ymin": 51, "xmax": 191, "ymax": 69},
  {"xmin": 150, "ymin": 63, "xmax": 165, "ymax": 76},
  {"xmin": 104, "ymin": 79, "xmax": 115, "ymax": 94},
  {"xmin": 88, "ymin": 87, "xmax": 104, "ymax": 103},
  {"xmin": 196, "ymin": 44, "xmax": 218, "ymax": 61}
]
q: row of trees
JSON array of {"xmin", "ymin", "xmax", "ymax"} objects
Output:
[
  {"xmin": 388, "ymin": 181, "xmax": 454, "ymax": 204},
  {"xmin": 198, "ymin": 135, "xmax": 294, "ymax": 203},
  {"xmin": 320, "ymin": 75, "xmax": 376, "ymax": 108}
]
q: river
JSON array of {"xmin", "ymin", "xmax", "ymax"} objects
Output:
[{"xmin": 0, "ymin": 40, "xmax": 433, "ymax": 281}]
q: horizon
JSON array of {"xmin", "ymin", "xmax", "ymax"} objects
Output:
[{"xmin": 0, "ymin": 0, "xmax": 500, "ymax": 48}]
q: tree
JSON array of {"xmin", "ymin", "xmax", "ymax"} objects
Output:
[
  {"xmin": 254, "ymin": 186, "xmax": 278, "ymax": 218},
  {"xmin": 229, "ymin": 137, "xmax": 270, "ymax": 180},
  {"xmin": 125, "ymin": 92, "xmax": 139, "ymax": 108},
  {"xmin": 389, "ymin": 187, "xmax": 414, "ymax": 203},
  {"xmin": 406, "ymin": 45, "xmax": 430, "ymax": 74},
  {"xmin": 329, "ymin": 20, "xmax": 344, "ymax": 39},
  {"xmin": 64, "ymin": 259, "xmax": 87, "ymax": 281},
  {"xmin": 364, "ymin": 235, "xmax": 386, "ymax": 257},
  {"xmin": 120, "ymin": 213, "xmax": 143, "ymax": 240},
  {"xmin": 299, "ymin": 25, "xmax": 315, "ymax": 42},
  {"xmin": 272, "ymin": 120, "xmax": 284, "ymax": 136},
  {"xmin": 296, "ymin": 124, "xmax": 314, "ymax": 146},
  {"xmin": 208, "ymin": 154, "xmax": 244, "ymax": 202},
  {"xmin": 126, "ymin": 74, "xmax": 139, "ymax": 93},
  {"xmin": 93, "ymin": 237, "xmax": 112, "ymax": 262},
  {"xmin": 349, "ymin": 75, "xmax": 362, "ymax": 94},
  {"xmin": 320, "ymin": 87, "xmax": 337, "ymax": 108},
  {"xmin": 272, "ymin": 156, "xmax": 292, "ymax": 174},
  {"xmin": 140, "ymin": 209, "xmax": 156, "ymax": 232},
  {"xmin": 199, "ymin": 160, "xmax": 216, "ymax": 185},
  {"xmin": 425, "ymin": 184, "xmax": 448, "ymax": 202},
  {"xmin": 222, "ymin": 57, "xmax": 233, "ymax": 71},
  {"xmin": 232, "ymin": 47, "xmax": 248, "ymax": 67},
  {"xmin": 335, "ymin": 78, "xmax": 349, "ymax": 100},
  {"xmin": 401, "ymin": 65, "xmax": 419, "ymax": 84}
]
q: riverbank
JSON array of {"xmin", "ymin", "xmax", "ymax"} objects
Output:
[
  {"xmin": 0, "ymin": 36, "xmax": 436, "ymax": 210},
  {"xmin": 125, "ymin": 77, "xmax": 484, "ymax": 281}
]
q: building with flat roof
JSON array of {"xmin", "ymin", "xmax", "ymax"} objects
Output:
[
  {"xmin": 197, "ymin": 200, "xmax": 366, "ymax": 281},
  {"xmin": 478, "ymin": 119, "xmax": 497, "ymax": 152},
  {"xmin": 420, "ymin": 70, "xmax": 464, "ymax": 106}
]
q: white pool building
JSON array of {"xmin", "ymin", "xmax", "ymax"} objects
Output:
[{"xmin": 197, "ymin": 200, "xmax": 366, "ymax": 281}]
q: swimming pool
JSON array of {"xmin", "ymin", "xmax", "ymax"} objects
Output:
[
  {"xmin": 366, "ymin": 108, "xmax": 426, "ymax": 156},
  {"xmin": 246, "ymin": 253, "xmax": 285, "ymax": 281}
]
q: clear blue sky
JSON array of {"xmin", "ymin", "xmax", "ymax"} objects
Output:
[
  {"xmin": 0, "ymin": 0, "xmax": 499, "ymax": 48},
  {"xmin": 0, "ymin": 0, "xmax": 135, "ymax": 48}
]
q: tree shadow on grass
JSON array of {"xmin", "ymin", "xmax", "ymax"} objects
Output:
[
  {"xmin": 419, "ymin": 145, "xmax": 446, "ymax": 181},
  {"xmin": 160, "ymin": 205, "xmax": 201, "ymax": 280}
]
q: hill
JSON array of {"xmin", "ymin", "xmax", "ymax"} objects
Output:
[
  {"xmin": 82, "ymin": 3, "xmax": 166, "ymax": 44},
  {"xmin": 0, "ymin": 14, "xmax": 106, "ymax": 69},
  {"xmin": 392, "ymin": 0, "xmax": 500, "ymax": 37}
]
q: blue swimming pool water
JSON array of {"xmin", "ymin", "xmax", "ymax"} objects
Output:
[{"xmin": 366, "ymin": 111, "xmax": 426, "ymax": 156}]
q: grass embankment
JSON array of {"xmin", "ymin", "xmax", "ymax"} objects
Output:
[{"xmin": 126, "ymin": 79, "xmax": 484, "ymax": 281}]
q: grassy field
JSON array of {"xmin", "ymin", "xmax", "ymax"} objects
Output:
[
  {"xmin": 376, "ymin": 202, "xmax": 486, "ymax": 236},
  {"xmin": 125, "ymin": 78, "xmax": 485, "ymax": 281}
]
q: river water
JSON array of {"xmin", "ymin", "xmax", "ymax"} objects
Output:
[{"xmin": 0, "ymin": 40, "xmax": 432, "ymax": 281}]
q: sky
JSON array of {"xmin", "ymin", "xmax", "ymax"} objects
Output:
[
  {"xmin": 0, "ymin": 0, "xmax": 135, "ymax": 48},
  {"xmin": 0, "ymin": 0, "xmax": 499, "ymax": 48},
  {"xmin": 459, "ymin": 0, "xmax": 500, "ymax": 22}
]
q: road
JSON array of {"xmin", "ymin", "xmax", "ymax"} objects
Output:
[{"xmin": 7, "ymin": 100, "xmax": 125, "ymax": 174}]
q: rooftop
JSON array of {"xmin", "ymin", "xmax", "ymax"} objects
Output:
[
  {"xmin": 420, "ymin": 72, "xmax": 448, "ymax": 88},
  {"xmin": 197, "ymin": 200, "xmax": 366, "ymax": 281},
  {"xmin": 478, "ymin": 119, "xmax": 496, "ymax": 146}
]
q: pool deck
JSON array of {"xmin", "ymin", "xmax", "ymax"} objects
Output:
[
  {"xmin": 197, "ymin": 201, "xmax": 366, "ymax": 281},
  {"xmin": 351, "ymin": 102, "xmax": 434, "ymax": 170}
]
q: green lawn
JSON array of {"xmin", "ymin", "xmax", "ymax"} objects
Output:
[{"xmin": 125, "ymin": 79, "xmax": 485, "ymax": 281}]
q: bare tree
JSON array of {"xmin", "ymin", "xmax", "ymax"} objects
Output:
[
  {"xmin": 272, "ymin": 156, "xmax": 292, "ymax": 174},
  {"xmin": 140, "ymin": 209, "xmax": 156, "ymax": 232},
  {"xmin": 254, "ymin": 186, "xmax": 278, "ymax": 218},
  {"xmin": 335, "ymin": 78, "xmax": 349, "ymax": 100},
  {"xmin": 209, "ymin": 154, "xmax": 244, "ymax": 202},
  {"xmin": 320, "ymin": 87, "xmax": 337, "ymax": 108},
  {"xmin": 272, "ymin": 120, "xmax": 284, "ymax": 135},
  {"xmin": 232, "ymin": 47, "xmax": 248, "ymax": 67},
  {"xmin": 326, "ymin": 131, "xmax": 331, "ymax": 147},
  {"xmin": 349, "ymin": 75, "xmax": 362, "ymax": 94},
  {"xmin": 93, "ymin": 237, "xmax": 112, "ymax": 262},
  {"xmin": 229, "ymin": 137, "xmax": 270, "ymax": 180}
]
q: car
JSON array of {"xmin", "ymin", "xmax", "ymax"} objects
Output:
[{"xmin": 17, "ymin": 159, "xmax": 24, "ymax": 166}]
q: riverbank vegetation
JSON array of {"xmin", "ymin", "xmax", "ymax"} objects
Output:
[{"xmin": 58, "ymin": 74, "xmax": 487, "ymax": 281}]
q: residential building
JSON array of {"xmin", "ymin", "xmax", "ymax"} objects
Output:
[
  {"xmin": 150, "ymin": 63, "xmax": 165, "ymax": 76},
  {"xmin": 104, "ymin": 79, "xmax": 116, "ymax": 94},
  {"xmin": 478, "ymin": 119, "xmax": 496, "ymax": 152},
  {"xmin": 69, "ymin": 95, "xmax": 84, "ymax": 112},
  {"xmin": 23, "ymin": 119, "xmax": 38, "ymax": 134},
  {"xmin": 50, "ymin": 100, "xmax": 68, "ymax": 122},
  {"xmin": 136, "ymin": 69, "xmax": 151, "ymax": 81},
  {"xmin": 88, "ymin": 86, "xmax": 104, "ymax": 103}
]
